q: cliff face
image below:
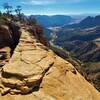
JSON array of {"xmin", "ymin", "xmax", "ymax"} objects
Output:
[
  {"xmin": 0, "ymin": 24, "xmax": 21, "ymax": 67},
  {"xmin": 0, "ymin": 26, "xmax": 100, "ymax": 100}
]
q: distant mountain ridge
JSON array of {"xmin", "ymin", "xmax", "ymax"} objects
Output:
[
  {"xmin": 80, "ymin": 15, "xmax": 100, "ymax": 27},
  {"xmin": 64, "ymin": 15, "xmax": 100, "ymax": 29},
  {"xmin": 30, "ymin": 15, "xmax": 73, "ymax": 27}
]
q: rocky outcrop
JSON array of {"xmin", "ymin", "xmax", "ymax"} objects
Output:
[
  {"xmin": 0, "ymin": 29, "xmax": 100, "ymax": 100},
  {"xmin": 0, "ymin": 29, "xmax": 54, "ymax": 95}
]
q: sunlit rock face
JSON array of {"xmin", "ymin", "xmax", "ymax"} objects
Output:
[{"xmin": 0, "ymin": 28, "xmax": 100, "ymax": 100}]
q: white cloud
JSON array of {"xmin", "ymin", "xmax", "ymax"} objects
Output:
[
  {"xmin": 31, "ymin": 0, "xmax": 54, "ymax": 5},
  {"xmin": 21, "ymin": 0, "xmax": 55, "ymax": 5},
  {"xmin": 21, "ymin": 0, "xmax": 83, "ymax": 5},
  {"xmin": 62, "ymin": 0, "xmax": 84, "ymax": 3}
]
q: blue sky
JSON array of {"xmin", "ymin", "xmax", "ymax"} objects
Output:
[{"xmin": 0, "ymin": 0, "xmax": 100, "ymax": 15}]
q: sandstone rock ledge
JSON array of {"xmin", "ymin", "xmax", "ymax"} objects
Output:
[{"xmin": 0, "ymin": 29, "xmax": 100, "ymax": 100}]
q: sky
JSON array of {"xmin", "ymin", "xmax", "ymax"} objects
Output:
[{"xmin": 0, "ymin": 0, "xmax": 100, "ymax": 15}]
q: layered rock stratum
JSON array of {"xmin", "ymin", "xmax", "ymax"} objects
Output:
[{"xmin": 0, "ymin": 27, "xmax": 100, "ymax": 100}]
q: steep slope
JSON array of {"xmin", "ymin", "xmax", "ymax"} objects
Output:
[
  {"xmin": 0, "ymin": 28, "xmax": 100, "ymax": 100},
  {"xmin": 49, "ymin": 17, "xmax": 100, "ymax": 91}
]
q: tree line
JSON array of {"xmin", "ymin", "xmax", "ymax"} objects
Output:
[
  {"xmin": 0, "ymin": 3, "xmax": 37, "ymax": 26},
  {"xmin": 2, "ymin": 3, "xmax": 22, "ymax": 18}
]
